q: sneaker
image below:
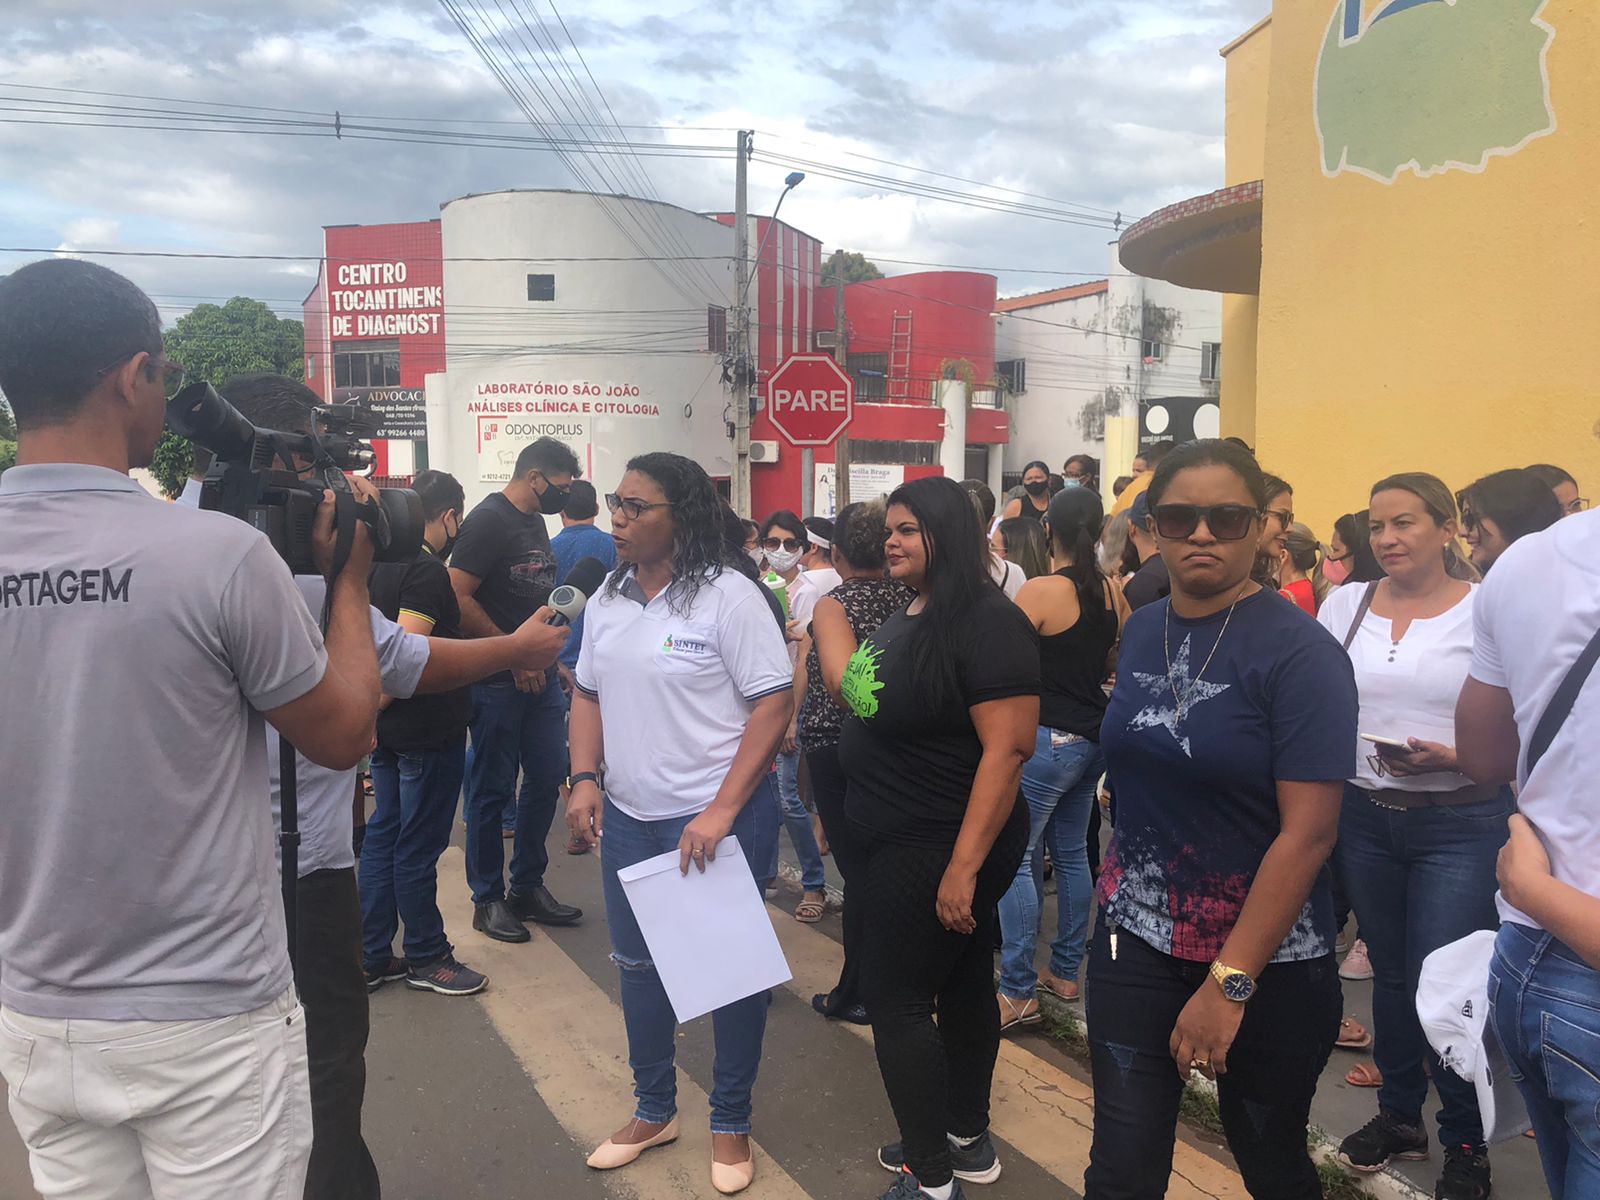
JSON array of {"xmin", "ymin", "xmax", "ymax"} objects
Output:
[
  {"xmin": 1339, "ymin": 938, "xmax": 1375, "ymax": 981},
  {"xmin": 878, "ymin": 1132, "xmax": 1001, "ymax": 1185},
  {"xmin": 406, "ymin": 954, "xmax": 488, "ymax": 996},
  {"xmin": 364, "ymin": 956, "xmax": 408, "ymax": 991},
  {"xmin": 1338, "ymin": 1112, "xmax": 1430, "ymax": 1172},
  {"xmin": 1335, "ymin": 931, "xmax": 1351, "ymax": 956},
  {"xmin": 879, "ymin": 1168, "xmax": 967, "ymax": 1200},
  {"xmin": 1436, "ymin": 1143, "xmax": 1491, "ymax": 1200}
]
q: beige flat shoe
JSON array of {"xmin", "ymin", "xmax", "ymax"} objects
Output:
[
  {"xmin": 711, "ymin": 1153, "xmax": 756, "ymax": 1195},
  {"xmin": 586, "ymin": 1118, "xmax": 679, "ymax": 1169}
]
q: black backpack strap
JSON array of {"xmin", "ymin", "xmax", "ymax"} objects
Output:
[
  {"xmin": 1527, "ymin": 624, "xmax": 1600, "ymax": 773},
  {"xmin": 1341, "ymin": 581, "xmax": 1380, "ymax": 652}
]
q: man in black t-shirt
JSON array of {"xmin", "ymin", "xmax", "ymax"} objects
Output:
[
  {"xmin": 1122, "ymin": 490, "xmax": 1171, "ymax": 611},
  {"xmin": 362, "ymin": 470, "xmax": 490, "ymax": 996},
  {"xmin": 449, "ymin": 439, "xmax": 584, "ymax": 942}
]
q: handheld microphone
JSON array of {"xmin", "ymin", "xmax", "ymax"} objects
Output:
[{"xmin": 546, "ymin": 556, "xmax": 610, "ymax": 626}]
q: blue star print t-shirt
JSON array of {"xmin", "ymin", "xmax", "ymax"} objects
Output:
[{"xmin": 1097, "ymin": 589, "xmax": 1357, "ymax": 963}]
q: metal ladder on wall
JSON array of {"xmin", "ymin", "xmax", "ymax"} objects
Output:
[{"xmin": 888, "ymin": 312, "xmax": 913, "ymax": 401}]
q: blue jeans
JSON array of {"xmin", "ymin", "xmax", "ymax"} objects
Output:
[
  {"xmin": 360, "ymin": 740, "xmax": 466, "ymax": 966},
  {"xmin": 600, "ymin": 787, "xmax": 773, "ymax": 1134},
  {"xmin": 1334, "ymin": 784, "xmax": 1513, "ymax": 1145},
  {"xmin": 1490, "ymin": 922, "xmax": 1600, "ymax": 1199},
  {"xmin": 997, "ymin": 729, "xmax": 1104, "ymax": 999},
  {"xmin": 464, "ymin": 677, "xmax": 567, "ymax": 905},
  {"xmin": 776, "ymin": 750, "xmax": 827, "ymax": 892},
  {"xmin": 753, "ymin": 769, "xmax": 782, "ymax": 893}
]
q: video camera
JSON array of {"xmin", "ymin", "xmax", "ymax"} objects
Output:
[{"xmin": 166, "ymin": 381, "xmax": 424, "ymax": 576}]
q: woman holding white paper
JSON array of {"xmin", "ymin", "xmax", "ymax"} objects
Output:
[{"xmin": 566, "ymin": 452, "xmax": 794, "ymax": 1196}]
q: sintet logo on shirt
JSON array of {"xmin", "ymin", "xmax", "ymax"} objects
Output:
[{"xmin": 661, "ymin": 632, "xmax": 710, "ymax": 656}]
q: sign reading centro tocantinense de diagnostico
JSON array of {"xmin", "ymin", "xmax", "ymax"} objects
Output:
[
  {"xmin": 469, "ymin": 381, "xmax": 661, "ymax": 484},
  {"xmin": 329, "ymin": 261, "xmax": 442, "ymax": 339}
]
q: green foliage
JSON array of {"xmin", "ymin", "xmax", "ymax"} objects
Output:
[
  {"xmin": 147, "ymin": 297, "xmax": 306, "ymax": 499},
  {"xmin": 821, "ymin": 251, "xmax": 884, "ymax": 287},
  {"xmin": 0, "ymin": 395, "xmax": 15, "ymax": 440},
  {"xmin": 0, "ymin": 438, "xmax": 15, "ymax": 477}
]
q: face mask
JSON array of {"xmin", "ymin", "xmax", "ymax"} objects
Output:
[
  {"xmin": 537, "ymin": 479, "xmax": 569, "ymax": 516},
  {"xmin": 1322, "ymin": 558, "xmax": 1351, "ymax": 586},
  {"xmin": 434, "ymin": 514, "xmax": 459, "ymax": 559},
  {"xmin": 1061, "ymin": 477, "xmax": 1084, "ymax": 490},
  {"xmin": 1024, "ymin": 481, "xmax": 1049, "ymax": 496},
  {"xmin": 766, "ymin": 547, "xmax": 803, "ymax": 573},
  {"xmin": 746, "ymin": 546, "xmax": 764, "ymax": 566}
]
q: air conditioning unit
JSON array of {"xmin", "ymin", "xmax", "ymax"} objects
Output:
[
  {"xmin": 814, "ymin": 330, "xmax": 837, "ymax": 349},
  {"xmin": 750, "ymin": 440, "xmax": 781, "ymax": 464}
]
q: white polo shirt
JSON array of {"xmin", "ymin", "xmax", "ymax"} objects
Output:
[{"xmin": 575, "ymin": 566, "xmax": 792, "ymax": 821}]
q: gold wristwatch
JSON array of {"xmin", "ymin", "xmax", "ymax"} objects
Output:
[{"xmin": 1210, "ymin": 961, "xmax": 1257, "ymax": 1003}]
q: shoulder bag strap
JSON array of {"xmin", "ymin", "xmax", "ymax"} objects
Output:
[
  {"xmin": 1527, "ymin": 623, "xmax": 1600, "ymax": 773},
  {"xmin": 1341, "ymin": 581, "xmax": 1380, "ymax": 652}
]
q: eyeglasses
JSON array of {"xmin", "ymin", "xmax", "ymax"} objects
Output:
[
  {"xmin": 96, "ymin": 352, "xmax": 186, "ymax": 397},
  {"xmin": 604, "ymin": 493, "xmax": 673, "ymax": 521},
  {"xmin": 1567, "ymin": 498, "xmax": 1590, "ymax": 515},
  {"xmin": 1152, "ymin": 503, "xmax": 1262, "ymax": 542},
  {"xmin": 761, "ymin": 537, "xmax": 803, "ymax": 553},
  {"xmin": 1266, "ymin": 508, "xmax": 1295, "ymax": 530},
  {"xmin": 1458, "ymin": 506, "xmax": 1480, "ymax": 532}
]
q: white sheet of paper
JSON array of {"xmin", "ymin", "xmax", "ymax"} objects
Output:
[{"xmin": 617, "ymin": 834, "xmax": 793, "ymax": 1023}]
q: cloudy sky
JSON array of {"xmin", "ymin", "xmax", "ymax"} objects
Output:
[{"xmin": 0, "ymin": 0, "xmax": 1269, "ymax": 326}]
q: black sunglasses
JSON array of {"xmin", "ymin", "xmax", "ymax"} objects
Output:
[
  {"xmin": 1153, "ymin": 503, "xmax": 1262, "ymax": 542},
  {"xmin": 761, "ymin": 537, "xmax": 803, "ymax": 553}
]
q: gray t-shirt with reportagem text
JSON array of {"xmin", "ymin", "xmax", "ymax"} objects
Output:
[{"xmin": 0, "ymin": 465, "xmax": 328, "ymax": 1021}]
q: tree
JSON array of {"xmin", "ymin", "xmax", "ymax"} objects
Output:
[
  {"xmin": 148, "ymin": 298, "xmax": 305, "ymax": 498},
  {"xmin": 820, "ymin": 251, "xmax": 884, "ymax": 288},
  {"xmin": 0, "ymin": 395, "xmax": 14, "ymax": 440}
]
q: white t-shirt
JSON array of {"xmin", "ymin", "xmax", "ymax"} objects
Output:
[
  {"xmin": 802, "ymin": 566, "xmax": 842, "ymax": 598},
  {"xmin": 990, "ymin": 555, "xmax": 1025, "ymax": 600},
  {"xmin": 575, "ymin": 566, "xmax": 792, "ymax": 820},
  {"xmin": 1318, "ymin": 582, "xmax": 1478, "ymax": 792},
  {"xmin": 1469, "ymin": 511, "xmax": 1600, "ymax": 926}
]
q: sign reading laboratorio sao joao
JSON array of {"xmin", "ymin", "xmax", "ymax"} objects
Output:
[
  {"xmin": 469, "ymin": 380, "xmax": 662, "ymax": 484},
  {"xmin": 328, "ymin": 262, "xmax": 442, "ymax": 339}
]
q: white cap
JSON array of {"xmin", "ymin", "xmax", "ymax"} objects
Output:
[{"xmin": 1416, "ymin": 931, "xmax": 1530, "ymax": 1144}]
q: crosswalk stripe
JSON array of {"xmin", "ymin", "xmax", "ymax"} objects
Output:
[
  {"xmin": 767, "ymin": 902, "xmax": 1248, "ymax": 1200},
  {"xmin": 436, "ymin": 847, "xmax": 817, "ymax": 1200}
]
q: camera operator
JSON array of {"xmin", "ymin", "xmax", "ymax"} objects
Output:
[
  {"xmin": 187, "ymin": 374, "xmax": 570, "ymax": 1200},
  {"xmin": 0, "ymin": 260, "xmax": 382, "ymax": 1198}
]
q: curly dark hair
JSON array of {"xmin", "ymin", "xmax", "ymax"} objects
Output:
[
  {"xmin": 834, "ymin": 499, "xmax": 888, "ymax": 571},
  {"xmin": 603, "ymin": 452, "xmax": 736, "ymax": 614}
]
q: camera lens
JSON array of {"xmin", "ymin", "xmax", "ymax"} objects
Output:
[{"xmin": 166, "ymin": 382, "xmax": 259, "ymax": 462}]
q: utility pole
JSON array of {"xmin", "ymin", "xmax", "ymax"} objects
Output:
[
  {"xmin": 831, "ymin": 250, "xmax": 852, "ymax": 509},
  {"xmin": 731, "ymin": 129, "xmax": 753, "ymax": 517}
]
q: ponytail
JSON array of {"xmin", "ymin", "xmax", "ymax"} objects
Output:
[{"xmin": 1046, "ymin": 487, "xmax": 1109, "ymax": 614}]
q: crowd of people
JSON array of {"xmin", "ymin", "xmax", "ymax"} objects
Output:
[{"xmin": 0, "ymin": 256, "xmax": 1596, "ymax": 1200}]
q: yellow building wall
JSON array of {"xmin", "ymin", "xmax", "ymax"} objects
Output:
[
  {"xmin": 1221, "ymin": 293, "xmax": 1259, "ymax": 443},
  {"xmin": 1253, "ymin": 0, "xmax": 1600, "ymax": 539},
  {"xmin": 1224, "ymin": 19, "xmax": 1273, "ymax": 187}
]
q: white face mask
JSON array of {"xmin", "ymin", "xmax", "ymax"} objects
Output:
[
  {"xmin": 765, "ymin": 547, "xmax": 803, "ymax": 574},
  {"xmin": 746, "ymin": 546, "xmax": 765, "ymax": 566}
]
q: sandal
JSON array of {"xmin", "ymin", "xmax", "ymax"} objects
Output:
[
  {"xmin": 1336, "ymin": 1016, "xmax": 1374, "ymax": 1051},
  {"xmin": 998, "ymin": 992, "xmax": 1041, "ymax": 1032},
  {"xmin": 1344, "ymin": 1062, "xmax": 1383, "ymax": 1088},
  {"xmin": 794, "ymin": 892, "xmax": 827, "ymax": 924}
]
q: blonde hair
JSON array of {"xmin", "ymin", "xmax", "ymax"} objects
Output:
[
  {"xmin": 1284, "ymin": 522, "xmax": 1331, "ymax": 607},
  {"xmin": 1370, "ymin": 472, "xmax": 1480, "ymax": 582}
]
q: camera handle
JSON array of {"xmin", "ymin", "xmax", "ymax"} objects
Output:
[{"xmin": 279, "ymin": 733, "xmax": 301, "ymax": 972}]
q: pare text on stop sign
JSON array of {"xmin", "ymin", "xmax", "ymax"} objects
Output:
[{"xmin": 772, "ymin": 387, "xmax": 850, "ymax": 412}]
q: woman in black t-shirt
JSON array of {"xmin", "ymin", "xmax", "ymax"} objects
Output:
[
  {"xmin": 838, "ymin": 477, "xmax": 1039, "ymax": 1200},
  {"xmin": 797, "ymin": 500, "xmax": 912, "ymax": 1025}
]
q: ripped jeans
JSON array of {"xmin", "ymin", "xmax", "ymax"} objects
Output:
[
  {"xmin": 1083, "ymin": 915, "xmax": 1340, "ymax": 1199},
  {"xmin": 599, "ymin": 791, "xmax": 771, "ymax": 1134}
]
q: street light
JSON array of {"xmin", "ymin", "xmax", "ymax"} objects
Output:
[{"xmin": 748, "ymin": 171, "xmax": 805, "ymax": 295}]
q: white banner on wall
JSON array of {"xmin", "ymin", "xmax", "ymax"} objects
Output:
[
  {"xmin": 812, "ymin": 462, "xmax": 905, "ymax": 519},
  {"xmin": 467, "ymin": 380, "xmax": 662, "ymax": 484}
]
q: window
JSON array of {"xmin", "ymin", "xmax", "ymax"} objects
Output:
[
  {"xmin": 996, "ymin": 358, "xmax": 1026, "ymax": 394},
  {"xmin": 1141, "ymin": 340, "xmax": 1165, "ymax": 362},
  {"xmin": 1201, "ymin": 341, "xmax": 1222, "ymax": 383},
  {"xmin": 707, "ymin": 305, "xmax": 727, "ymax": 354},
  {"xmin": 850, "ymin": 439, "xmax": 938, "ymax": 466},
  {"xmin": 333, "ymin": 345, "xmax": 400, "ymax": 389},
  {"xmin": 527, "ymin": 273, "xmax": 556, "ymax": 302},
  {"xmin": 846, "ymin": 352, "xmax": 889, "ymax": 401}
]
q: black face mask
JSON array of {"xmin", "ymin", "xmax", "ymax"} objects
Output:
[
  {"xmin": 1024, "ymin": 480, "xmax": 1049, "ymax": 496},
  {"xmin": 537, "ymin": 480, "xmax": 570, "ymax": 516},
  {"xmin": 437, "ymin": 517, "xmax": 459, "ymax": 559}
]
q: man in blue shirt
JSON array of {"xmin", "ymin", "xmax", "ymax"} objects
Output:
[{"xmin": 551, "ymin": 480, "xmax": 617, "ymax": 855}]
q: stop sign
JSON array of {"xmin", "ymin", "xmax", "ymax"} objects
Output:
[{"xmin": 767, "ymin": 353, "xmax": 854, "ymax": 447}]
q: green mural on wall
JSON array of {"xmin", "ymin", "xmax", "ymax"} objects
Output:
[{"xmin": 1315, "ymin": 0, "xmax": 1556, "ymax": 183}]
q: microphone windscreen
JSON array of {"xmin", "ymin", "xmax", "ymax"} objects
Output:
[{"xmin": 563, "ymin": 556, "xmax": 610, "ymax": 602}]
